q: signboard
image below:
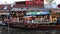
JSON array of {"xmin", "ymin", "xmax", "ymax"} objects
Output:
[
  {"xmin": 26, "ymin": 0, "xmax": 44, "ymax": 5},
  {"xmin": 26, "ymin": 1, "xmax": 43, "ymax": 5},
  {"xmin": 15, "ymin": 0, "xmax": 44, "ymax": 8}
]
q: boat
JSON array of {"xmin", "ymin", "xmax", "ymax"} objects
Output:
[
  {"xmin": 5, "ymin": 22, "xmax": 60, "ymax": 30},
  {"xmin": 1, "ymin": 1, "xmax": 60, "ymax": 30}
]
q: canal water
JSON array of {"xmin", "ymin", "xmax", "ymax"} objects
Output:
[{"xmin": 0, "ymin": 26, "xmax": 60, "ymax": 34}]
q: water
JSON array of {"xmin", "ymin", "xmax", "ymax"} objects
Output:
[{"xmin": 0, "ymin": 26, "xmax": 60, "ymax": 34}]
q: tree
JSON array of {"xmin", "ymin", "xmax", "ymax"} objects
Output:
[{"xmin": 48, "ymin": 0, "xmax": 54, "ymax": 4}]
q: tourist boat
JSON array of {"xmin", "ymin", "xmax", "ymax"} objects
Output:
[{"xmin": 1, "ymin": 1, "xmax": 60, "ymax": 30}]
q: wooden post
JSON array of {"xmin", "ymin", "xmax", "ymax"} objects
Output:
[{"xmin": 50, "ymin": 15, "xmax": 52, "ymax": 22}]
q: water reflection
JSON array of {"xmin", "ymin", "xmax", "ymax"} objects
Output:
[{"xmin": 1, "ymin": 26, "xmax": 60, "ymax": 34}]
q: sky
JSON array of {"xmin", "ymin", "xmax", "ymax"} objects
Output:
[
  {"xmin": 0, "ymin": 0, "xmax": 26, "ymax": 4},
  {"xmin": 55, "ymin": 0, "xmax": 60, "ymax": 5},
  {"xmin": 0, "ymin": 0, "xmax": 60, "ymax": 5}
]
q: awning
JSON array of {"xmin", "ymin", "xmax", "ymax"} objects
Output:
[
  {"xmin": 11, "ymin": 8, "xmax": 43, "ymax": 11},
  {"xmin": 25, "ymin": 11, "xmax": 50, "ymax": 16},
  {"xmin": 0, "ymin": 13, "xmax": 9, "ymax": 15}
]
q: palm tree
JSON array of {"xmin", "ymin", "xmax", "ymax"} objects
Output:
[
  {"xmin": 48, "ymin": 0, "xmax": 57, "ymax": 8},
  {"xmin": 48, "ymin": 0, "xmax": 54, "ymax": 4},
  {"xmin": 44, "ymin": 0, "xmax": 57, "ymax": 8}
]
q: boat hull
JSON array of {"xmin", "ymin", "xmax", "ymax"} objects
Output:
[{"xmin": 5, "ymin": 23, "xmax": 60, "ymax": 30}]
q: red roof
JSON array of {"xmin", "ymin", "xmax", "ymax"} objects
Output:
[
  {"xmin": 14, "ymin": 0, "xmax": 44, "ymax": 8},
  {"xmin": 0, "ymin": 4, "xmax": 11, "ymax": 10},
  {"xmin": 14, "ymin": 4, "xmax": 44, "ymax": 8}
]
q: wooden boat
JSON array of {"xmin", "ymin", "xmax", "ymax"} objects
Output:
[{"xmin": 5, "ymin": 22, "xmax": 60, "ymax": 30}]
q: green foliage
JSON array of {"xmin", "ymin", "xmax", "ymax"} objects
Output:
[{"xmin": 48, "ymin": 0, "xmax": 54, "ymax": 3}]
